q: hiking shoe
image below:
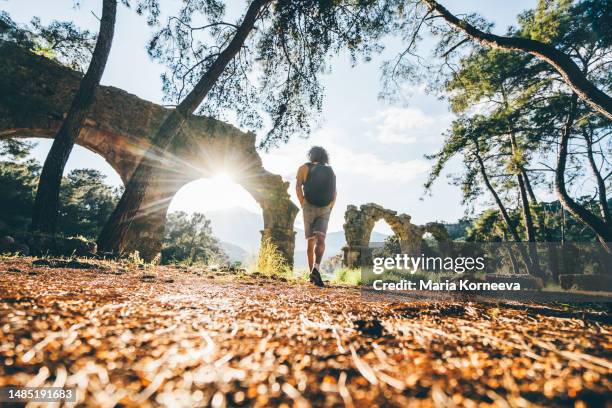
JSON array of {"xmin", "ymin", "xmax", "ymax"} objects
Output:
[{"xmin": 309, "ymin": 267, "xmax": 325, "ymax": 287}]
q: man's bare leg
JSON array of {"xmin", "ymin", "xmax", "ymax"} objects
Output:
[
  {"xmin": 314, "ymin": 233, "xmax": 326, "ymax": 266},
  {"xmin": 307, "ymin": 237, "xmax": 316, "ymax": 271},
  {"xmin": 308, "ymin": 233, "xmax": 325, "ymax": 287}
]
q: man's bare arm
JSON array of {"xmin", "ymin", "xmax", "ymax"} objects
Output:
[
  {"xmin": 296, "ymin": 165, "xmax": 306, "ymax": 207},
  {"xmin": 329, "ymin": 189, "xmax": 336, "ymax": 209}
]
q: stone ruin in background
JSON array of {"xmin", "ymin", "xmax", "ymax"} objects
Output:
[
  {"xmin": 342, "ymin": 203, "xmax": 424, "ymax": 268},
  {"xmin": 0, "ymin": 43, "xmax": 298, "ymax": 265}
]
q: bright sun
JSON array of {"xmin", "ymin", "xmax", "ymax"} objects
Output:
[
  {"xmin": 168, "ymin": 172, "xmax": 261, "ymax": 214},
  {"xmin": 211, "ymin": 171, "xmax": 235, "ymax": 183}
]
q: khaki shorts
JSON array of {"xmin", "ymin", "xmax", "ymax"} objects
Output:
[{"xmin": 303, "ymin": 201, "xmax": 332, "ymax": 239}]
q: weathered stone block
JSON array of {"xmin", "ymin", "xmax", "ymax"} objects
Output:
[
  {"xmin": 485, "ymin": 274, "xmax": 544, "ymax": 290},
  {"xmin": 7, "ymin": 233, "xmax": 97, "ymax": 257},
  {"xmin": 559, "ymin": 274, "xmax": 612, "ymax": 292}
]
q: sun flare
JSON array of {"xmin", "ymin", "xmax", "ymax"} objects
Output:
[
  {"xmin": 211, "ymin": 171, "xmax": 235, "ymax": 183},
  {"xmin": 168, "ymin": 172, "xmax": 260, "ymax": 214}
]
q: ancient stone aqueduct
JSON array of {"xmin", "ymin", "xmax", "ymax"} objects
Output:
[
  {"xmin": 342, "ymin": 203, "xmax": 424, "ymax": 268},
  {"xmin": 0, "ymin": 44, "xmax": 426, "ymax": 266}
]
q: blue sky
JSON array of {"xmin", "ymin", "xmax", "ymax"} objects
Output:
[{"xmin": 3, "ymin": 0, "xmax": 537, "ymax": 233}]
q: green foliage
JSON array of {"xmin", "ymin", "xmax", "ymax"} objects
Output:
[
  {"xmin": 465, "ymin": 200, "xmax": 605, "ymax": 243},
  {"xmin": 381, "ymin": 235, "xmax": 401, "ymax": 257},
  {"xmin": 422, "ymin": 0, "xmax": 611, "ymax": 241},
  {"xmin": 332, "ymin": 267, "xmax": 361, "ymax": 285},
  {"xmin": 443, "ymin": 218, "xmax": 471, "ymax": 241},
  {"xmin": 321, "ymin": 253, "xmax": 343, "ymax": 274},
  {"xmin": 255, "ymin": 238, "xmax": 291, "ymax": 277},
  {"xmin": 59, "ymin": 169, "xmax": 122, "ymax": 239},
  {"xmin": 0, "ymin": 11, "xmax": 32, "ymax": 45},
  {"xmin": 127, "ymin": 250, "xmax": 146, "ymax": 268},
  {"xmin": 0, "ymin": 11, "xmax": 94, "ymax": 72},
  {"xmin": 465, "ymin": 210, "xmax": 507, "ymax": 242},
  {"xmin": 146, "ymin": 0, "xmax": 396, "ymax": 148},
  {"xmin": 0, "ymin": 139, "xmax": 35, "ymax": 159},
  {"xmin": 0, "ymin": 142, "xmax": 119, "ymax": 239},
  {"xmin": 162, "ymin": 211, "xmax": 227, "ymax": 265},
  {"xmin": 423, "ymin": 222, "xmax": 450, "ymax": 242},
  {"xmin": 537, "ymin": 199, "xmax": 604, "ymax": 242},
  {"xmin": 0, "ymin": 148, "xmax": 40, "ymax": 232},
  {"xmin": 28, "ymin": 17, "xmax": 95, "ymax": 72}
]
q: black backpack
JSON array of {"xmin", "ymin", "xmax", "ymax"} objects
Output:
[{"xmin": 304, "ymin": 163, "xmax": 336, "ymax": 207}]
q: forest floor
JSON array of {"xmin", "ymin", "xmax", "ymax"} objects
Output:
[{"xmin": 0, "ymin": 257, "xmax": 611, "ymax": 407}]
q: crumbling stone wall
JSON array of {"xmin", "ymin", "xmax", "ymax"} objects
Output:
[
  {"xmin": 342, "ymin": 203, "xmax": 422, "ymax": 268},
  {"xmin": 0, "ymin": 43, "xmax": 298, "ymax": 265},
  {"xmin": 422, "ymin": 222, "xmax": 450, "ymax": 242}
]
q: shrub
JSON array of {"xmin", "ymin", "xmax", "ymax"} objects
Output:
[
  {"xmin": 255, "ymin": 238, "xmax": 291, "ymax": 277},
  {"xmin": 332, "ymin": 267, "xmax": 362, "ymax": 285}
]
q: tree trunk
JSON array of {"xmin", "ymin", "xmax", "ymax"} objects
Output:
[
  {"xmin": 561, "ymin": 206, "xmax": 566, "ymax": 244},
  {"xmin": 97, "ymin": 0, "xmax": 270, "ymax": 254},
  {"xmin": 423, "ymin": 0, "xmax": 612, "ymax": 120},
  {"xmin": 583, "ymin": 129, "xmax": 612, "ymax": 225},
  {"xmin": 509, "ymin": 133, "xmax": 537, "ymax": 243},
  {"xmin": 523, "ymin": 168, "xmax": 560, "ymax": 279},
  {"xmin": 472, "ymin": 141, "xmax": 520, "ymax": 241},
  {"xmin": 503, "ymin": 231, "xmax": 521, "ymax": 274},
  {"xmin": 472, "ymin": 139, "xmax": 536, "ymax": 275},
  {"xmin": 522, "ymin": 168, "xmax": 546, "ymax": 238},
  {"xmin": 509, "ymin": 133, "xmax": 544, "ymax": 278},
  {"xmin": 188, "ymin": 219, "xmax": 199, "ymax": 265},
  {"xmin": 517, "ymin": 173, "xmax": 535, "ymax": 241},
  {"xmin": 507, "ymin": 245, "xmax": 521, "ymax": 275},
  {"xmin": 517, "ymin": 172, "xmax": 546, "ymax": 278},
  {"xmin": 522, "ymin": 168, "xmax": 549, "ymax": 238},
  {"xmin": 521, "ymin": 169, "xmax": 536, "ymax": 203},
  {"xmin": 555, "ymin": 93, "xmax": 612, "ymax": 250},
  {"xmin": 30, "ymin": 0, "xmax": 117, "ymax": 234}
]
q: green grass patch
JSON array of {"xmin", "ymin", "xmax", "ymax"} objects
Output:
[
  {"xmin": 332, "ymin": 267, "xmax": 362, "ymax": 285},
  {"xmin": 252, "ymin": 238, "xmax": 291, "ymax": 278}
]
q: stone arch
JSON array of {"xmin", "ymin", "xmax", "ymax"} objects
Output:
[
  {"xmin": 342, "ymin": 203, "xmax": 422, "ymax": 268},
  {"xmin": 422, "ymin": 222, "xmax": 450, "ymax": 242},
  {"xmin": 0, "ymin": 43, "xmax": 298, "ymax": 264}
]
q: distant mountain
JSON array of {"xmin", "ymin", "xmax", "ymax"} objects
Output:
[
  {"xmin": 203, "ymin": 206, "xmax": 388, "ymax": 267},
  {"xmin": 219, "ymin": 241, "xmax": 250, "ymax": 264},
  {"xmin": 205, "ymin": 207, "xmax": 262, "ymax": 253}
]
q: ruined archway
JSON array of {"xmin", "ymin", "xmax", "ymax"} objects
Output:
[
  {"xmin": 342, "ymin": 203, "xmax": 422, "ymax": 268},
  {"xmin": 0, "ymin": 44, "xmax": 298, "ymax": 264}
]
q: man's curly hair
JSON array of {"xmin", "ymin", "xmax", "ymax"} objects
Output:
[{"xmin": 308, "ymin": 146, "xmax": 329, "ymax": 165}]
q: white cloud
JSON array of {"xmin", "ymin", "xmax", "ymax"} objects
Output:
[
  {"xmin": 366, "ymin": 106, "xmax": 452, "ymax": 144},
  {"xmin": 261, "ymin": 127, "xmax": 349, "ymax": 180},
  {"xmin": 262, "ymin": 127, "xmax": 429, "ymax": 184},
  {"xmin": 331, "ymin": 146, "xmax": 429, "ymax": 183}
]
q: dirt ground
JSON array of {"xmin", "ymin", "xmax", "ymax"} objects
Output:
[{"xmin": 0, "ymin": 257, "xmax": 610, "ymax": 407}]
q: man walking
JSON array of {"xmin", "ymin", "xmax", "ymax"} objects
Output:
[{"xmin": 296, "ymin": 146, "xmax": 336, "ymax": 287}]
